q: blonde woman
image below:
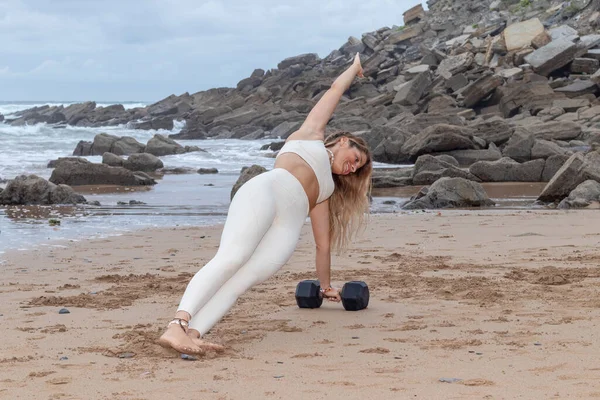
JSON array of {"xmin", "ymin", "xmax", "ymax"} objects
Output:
[{"xmin": 159, "ymin": 53, "xmax": 373, "ymax": 354}]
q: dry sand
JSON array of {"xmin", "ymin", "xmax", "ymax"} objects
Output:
[{"xmin": 1, "ymin": 210, "xmax": 600, "ymax": 399}]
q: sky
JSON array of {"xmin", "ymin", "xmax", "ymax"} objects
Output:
[{"xmin": 0, "ymin": 0, "xmax": 426, "ymax": 102}]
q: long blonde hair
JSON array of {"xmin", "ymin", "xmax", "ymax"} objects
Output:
[{"xmin": 324, "ymin": 132, "xmax": 373, "ymax": 252}]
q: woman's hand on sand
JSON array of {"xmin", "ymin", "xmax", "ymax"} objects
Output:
[
  {"xmin": 323, "ymin": 287, "xmax": 341, "ymax": 302},
  {"xmin": 353, "ymin": 53, "xmax": 364, "ymax": 78}
]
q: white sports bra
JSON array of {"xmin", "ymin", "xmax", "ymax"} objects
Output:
[{"xmin": 276, "ymin": 140, "xmax": 335, "ymax": 203}]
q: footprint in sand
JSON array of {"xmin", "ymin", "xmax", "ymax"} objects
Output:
[
  {"xmin": 460, "ymin": 379, "xmax": 495, "ymax": 386},
  {"xmin": 360, "ymin": 347, "xmax": 390, "ymax": 354}
]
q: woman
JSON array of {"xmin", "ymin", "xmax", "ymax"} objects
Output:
[{"xmin": 159, "ymin": 53, "xmax": 373, "ymax": 355}]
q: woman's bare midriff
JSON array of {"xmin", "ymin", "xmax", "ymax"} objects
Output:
[{"xmin": 274, "ymin": 153, "xmax": 320, "ymax": 210}]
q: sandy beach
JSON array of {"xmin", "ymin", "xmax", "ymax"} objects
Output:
[{"xmin": 1, "ymin": 210, "xmax": 600, "ymax": 399}]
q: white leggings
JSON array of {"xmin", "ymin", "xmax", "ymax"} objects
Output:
[{"xmin": 178, "ymin": 168, "xmax": 309, "ymax": 336}]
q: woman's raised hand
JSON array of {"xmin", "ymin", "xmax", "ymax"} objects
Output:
[{"xmin": 353, "ymin": 53, "xmax": 364, "ymax": 78}]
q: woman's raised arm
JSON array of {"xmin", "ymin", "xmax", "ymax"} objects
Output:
[{"xmin": 290, "ymin": 53, "xmax": 364, "ymax": 141}]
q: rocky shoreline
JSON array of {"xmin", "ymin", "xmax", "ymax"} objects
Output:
[{"xmin": 3, "ymin": 0, "xmax": 600, "ymax": 210}]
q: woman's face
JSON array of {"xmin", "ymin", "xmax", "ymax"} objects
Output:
[{"xmin": 331, "ymin": 137, "xmax": 367, "ymax": 176}]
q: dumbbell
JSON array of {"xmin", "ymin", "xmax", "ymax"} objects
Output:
[{"xmin": 295, "ymin": 280, "xmax": 369, "ymax": 311}]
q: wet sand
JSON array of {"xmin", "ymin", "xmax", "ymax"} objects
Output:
[{"xmin": 1, "ymin": 210, "xmax": 600, "ymax": 399}]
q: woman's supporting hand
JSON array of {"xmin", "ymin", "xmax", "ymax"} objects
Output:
[{"xmin": 322, "ymin": 287, "xmax": 341, "ymax": 302}]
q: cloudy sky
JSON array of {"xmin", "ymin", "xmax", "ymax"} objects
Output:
[{"xmin": 0, "ymin": 0, "xmax": 425, "ymax": 102}]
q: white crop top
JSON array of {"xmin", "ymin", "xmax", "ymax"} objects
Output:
[{"xmin": 276, "ymin": 140, "xmax": 335, "ymax": 203}]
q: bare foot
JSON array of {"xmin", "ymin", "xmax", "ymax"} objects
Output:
[
  {"xmin": 187, "ymin": 330, "xmax": 225, "ymax": 352},
  {"xmin": 158, "ymin": 324, "xmax": 204, "ymax": 355}
]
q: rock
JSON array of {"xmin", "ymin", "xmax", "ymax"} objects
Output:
[
  {"xmin": 532, "ymin": 31, "xmax": 552, "ymax": 49},
  {"xmin": 437, "ymin": 53, "xmax": 474, "ymax": 79},
  {"xmin": 446, "ymin": 74, "xmax": 469, "ymax": 92},
  {"xmin": 578, "ymin": 105, "xmax": 600, "ymax": 120},
  {"xmin": 261, "ymin": 141, "xmax": 285, "ymax": 152},
  {"xmin": 102, "ymin": 152, "xmax": 124, "ymax": 167},
  {"xmin": 503, "ymin": 18, "xmax": 545, "ymax": 52},
  {"xmin": 526, "ymin": 121, "xmax": 582, "ymax": 141},
  {"xmin": 401, "ymin": 124, "xmax": 476, "ymax": 162},
  {"xmin": 502, "ymin": 127, "xmax": 535, "ymax": 162},
  {"xmin": 145, "ymin": 134, "xmax": 202, "ymax": 156},
  {"xmin": 412, "ymin": 155, "xmax": 480, "ymax": 185},
  {"xmin": 497, "ymin": 68, "xmax": 524, "ymax": 79},
  {"xmin": 471, "ymin": 120, "xmax": 514, "ymax": 145},
  {"xmin": 197, "ymin": 168, "xmax": 218, "ymax": 174},
  {"xmin": 499, "ymin": 81, "xmax": 558, "ymax": 118},
  {"xmin": 277, "ymin": 53, "xmax": 319, "ymax": 70},
  {"xmin": 272, "ymin": 121, "xmax": 302, "ymax": 139},
  {"xmin": 531, "ymin": 140, "xmax": 570, "ymax": 159},
  {"xmin": 403, "ymin": 113, "xmax": 465, "ymax": 135},
  {"xmin": 393, "ymin": 71, "xmax": 432, "ymax": 105},
  {"xmin": 372, "ymin": 168, "xmax": 413, "ymax": 188},
  {"xmin": 387, "ymin": 25, "xmax": 423, "ymax": 45},
  {"xmin": 436, "ymin": 146, "xmax": 503, "ymax": 165},
  {"xmin": 571, "ymin": 58, "xmax": 600, "ymax": 74},
  {"xmin": 523, "ymin": 39, "xmax": 578, "ymax": 76},
  {"xmin": 537, "ymin": 153, "xmax": 587, "ymax": 202},
  {"xmin": 537, "ymin": 106, "xmax": 565, "ymax": 122},
  {"xmin": 73, "ymin": 141, "xmax": 93, "ymax": 156},
  {"xmin": 50, "ymin": 159, "xmax": 156, "ymax": 186},
  {"xmin": 469, "ymin": 157, "xmax": 545, "ymax": 182},
  {"xmin": 403, "ymin": 4, "xmax": 425, "ymax": 25},
  {"xmin": 586, "ymin": 48, "xmax": 600, "ymax": 60},
  {"xmin": 73, "ymin": 134, "xmax": 145, "ymax": 157},
  {"xmin": 231, "ymin": 165, "xmax": 267, "ymax": 200},
  {"xmin": 402, "ymin": 177, "xmax": 495, "ymax": 209},
  {"xmin": 558, "ymin": 180, "xmax": 600, "ymax": 209},
  {"xmin": 123, "ymin": 153, "xmax": 164, "ymax": 172},
  {"xmin": 92, "ymin": 133, "xmax": 120, "ymax": 155},
  {"xmin": 549, "ymin": 25, "xmax": 579, "ymax": 42},
  {"xmin": 363, "ymin": 126, "xmax": 411, "ymax": 164},
  {"xmin": 461, "ymin": 74, "xmax": 503, "ymax": 108},
  {"xmin": 0, "ymin": 175, "xmax": 86, "ymax": 205},
  {"xmin": 58, "ymin": 308, "xmax": 70, "ymax": 314},
  {"xmin": 542, "ymin": 154, "xmax": 570, "ymax": 181},
  {"xmin": 552, "ymin": 98, "xmax": 590, "ymax": 112},
  {"xmin": 156, "ymin": 167, "xmax": 197, "ymax": 175},
  {"xmin": 554, "ymin": 80, "xmax": 599, "ymax": 98},
  {"xmin": 111, "ymin": 137, "xmax": 146, "ymax": 156}
]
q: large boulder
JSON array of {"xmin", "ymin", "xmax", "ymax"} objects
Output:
[
  {"xmin": 102, "ymin": 152, "xmax": 124, "ymax": 167},
  {"xmin": 542, "ymin": 154, "xmax": 570, "ymax": 181},
  {"xmin": 402, "ymin": 177, "xmax": 495, "ymax": 209},
  {"xmin": 557, "ymin": 180, "xmax": 600, "ymax": 209},
  {"xmin": 470, "ymin": 119, "xmax": 514, "ymax": 146},
  {"xmin": 123, "ymin": 153, "xmax": 164, "ymax": 172},
  {"xmin": 412, "ymin": 155, "xmax": 480, "ymax": 185},
  {"xmin": 0, "ymin": 175, "xmax": 86, "ymax": 205},
  {"xmin": 401, "ymin": 124, "xmax": 476, "ymax": 162},
  {"xmin": 72, "ymin": 134, "xmax": 145, "ymax": 156},
  {"xmin": 469, "ymin": 157, "xmax": 545, "ymax": 182},
  {"xmin": 363, "ymin": 126, "xmax": 411, "ymax": 164},
  {"xmin": 526, "ymin": 121, "xmax": 582, "ymax": 141},
  {"xmin": 523, "ymin": 38, "xmax": 578, "ymax": 76},
  {"xmin": 537, "ymin": 152, "xmax": 591, "ymax": 202},
  {"xmin": 50, "ymin": 158, "xmax": 156, "ymax": 186},
  {"xmin": 145, "ymin": 134, "xmax": 202, "ymax": 156},
  {"xmin": 531, "ymin": 139, "xmax": 571, "ymax": 159},
  {"xmin": 502, "ymin": 128, "xmax": 535, "ymax": 162},
  {"xmin": 231, "ymin": 165, "xmax": 267, "ymax": 200}
]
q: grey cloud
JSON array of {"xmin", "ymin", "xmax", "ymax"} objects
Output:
[{"xmin": 0, "ymin": 0, "xmax": 424, "ymax": 101}]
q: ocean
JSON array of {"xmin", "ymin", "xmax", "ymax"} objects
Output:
[{"xmin": 0, "ymin": 101, "xmax": 416, "ymax": 256}]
